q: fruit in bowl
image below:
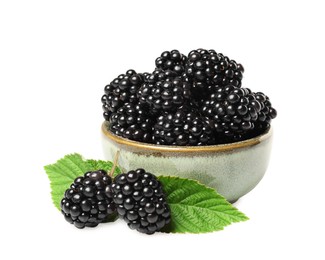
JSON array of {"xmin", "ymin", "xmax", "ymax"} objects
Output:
[{"xmin": 101, "ymin": 49, "xmax": 277, "ymax": 202}]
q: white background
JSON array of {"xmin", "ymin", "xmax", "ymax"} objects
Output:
[{"xmin": 1, "ymin": 0, "xmax": 324, "ymax": 259}]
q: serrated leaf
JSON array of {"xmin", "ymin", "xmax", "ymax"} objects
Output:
[
  {"xmin": 158, "ymin": 176, "xmax": 249, "ymax": 233},
  {"xmin": 44, "ymin": 153, "xmax": 120, "ymax": 212}
]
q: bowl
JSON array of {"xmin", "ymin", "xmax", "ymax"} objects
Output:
[{"xmin": 101, "ymin": 122, "xmax": 273, "ymax": 203}]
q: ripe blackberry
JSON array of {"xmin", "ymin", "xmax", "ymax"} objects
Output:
[
  {"xmin": 101, "ymin": 70, "xmax": 146, "ymax": 120},
  {"xmin": 61, "ymin": 170, "xmax": 115, "ymax": 229},
  {"xmin": 185, "ymin": 49, "xmax": 244, "ymax": 101},
  {"xmin": 155, "ymin": 50, "xmax": 187, "ymax": 75},
  {"xmin": 153, "ymin": 107, "xmax": 215, "ymax": 146},
  {"xmin": 111, "ymin": 169, "xmax": 171, "ymax": 234},
  {"xmin": 201, "ymin": 85, "xmax": 262, "ymax": 142},
  {"xmin": 254, "ymin": 91, "xmax": 277, "ymax": 131},
  {"xmin": 137, "ymin": 69, "xmax": 191, "ymax": 113},
  {"xmin": 109, "ymin": 102, "xmax": 154, "ymax": 143}
]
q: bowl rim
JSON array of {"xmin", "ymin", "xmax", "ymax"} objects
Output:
[{"xmin": 101, "ymin": 122, "xmax": 272, "ymax": 153}]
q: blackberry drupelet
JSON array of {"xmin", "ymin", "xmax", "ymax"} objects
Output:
[
  {"xmin": 111, "ymin": 169, "xmax": 171, "ymax": 234},
  {"xmin": 109, "ymin": 102, "xmax": 154, "ymax": 143},
  {"xmin": 102, "ymin": 70, "xmax": 146, "ymax": 120},
  {"xmin": 61, "ymin": 170, "xmax": 115, "ymax": 229},
  {"xmin": 201, "ymin": 85, "xmax": 262, "ymax": 142},
  {"xmin": 137, "ymin": 69, "xmax": 191, "ymax": 113},
  {"xmin": 153, "ymin": 107, "xmax": 215, "ymax": 146},
  {"xmin": 185, "ymin": 49, "xmax": 244, "ymax": 101},
  {"xmin": 155, "ymin": 50, "xmax": 187, "ymax": 75}
]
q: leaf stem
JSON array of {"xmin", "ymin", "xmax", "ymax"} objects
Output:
[{"xmin": 109, "ymin": 150, "xmax": 120, "ymax": 178}]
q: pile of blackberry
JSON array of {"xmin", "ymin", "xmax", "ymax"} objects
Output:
[
  {"xmin": 101, "ymin": 49, "xmax": 277, "ymax": 145},
  {"xmin": 61, "ymin": 169, "xmax": 171, "ymax": 234}
]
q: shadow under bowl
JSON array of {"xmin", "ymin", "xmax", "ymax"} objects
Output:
[{"xmin": 101, "ymin": 122, "xmax": 273, "ymax": 203}]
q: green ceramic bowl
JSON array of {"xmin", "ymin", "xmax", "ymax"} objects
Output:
[{"xmin": 101, "ymin": 122, "xmax": 273, "ymax": 203}]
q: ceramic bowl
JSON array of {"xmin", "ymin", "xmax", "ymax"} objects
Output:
[{"xmin": 101, "ymin": 122, "xmax": 273, "ymax": 203}]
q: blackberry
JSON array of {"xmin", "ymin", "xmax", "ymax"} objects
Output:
[
  {"xmin": 185, "ymin": 49, "xmax": 244, "ymax": 102},
  {"xmin": 155, "ymin": 50, "xmax": 187, "ymax": 75},
  {"xmin": 109, "ymin": 102, "xmax": 154, "ymax": 143},
  {"xmin": 61, "ymin": 170, "xmax": 115, "ymax": 229},
  {"xmin": 102, "ymin": 70, "xmax": 146, "ymax": 120},
  {"xmin": 201, "ymin": 85, "xmax": 262, "ymax": 142},
  {"xmin": 254, "ymin": 92, "xmax": 277, "ymax": 132},
  {"xmin": 137, "ymin": 69, "xmax": 191, "ymax": 113},
  {"xmin": 153, "ymin": 107, "xmax": 215, "ymax": 146},
  {"xmin": 111, "ymin": 169, "xmax": 171, "ymax": 234}
]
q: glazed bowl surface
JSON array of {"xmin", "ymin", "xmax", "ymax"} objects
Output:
[{"xmin": 101, "ymin": 122, "xmax": 273, "ymax": 203}]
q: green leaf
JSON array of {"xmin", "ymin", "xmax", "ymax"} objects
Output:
[
  {"xmin": 44, "ymin": 153, "xmax": 120, "ymax": 212},
  {"xmin": 158, "ymin": 176, "xmax": 249, "ymax": 233}
]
